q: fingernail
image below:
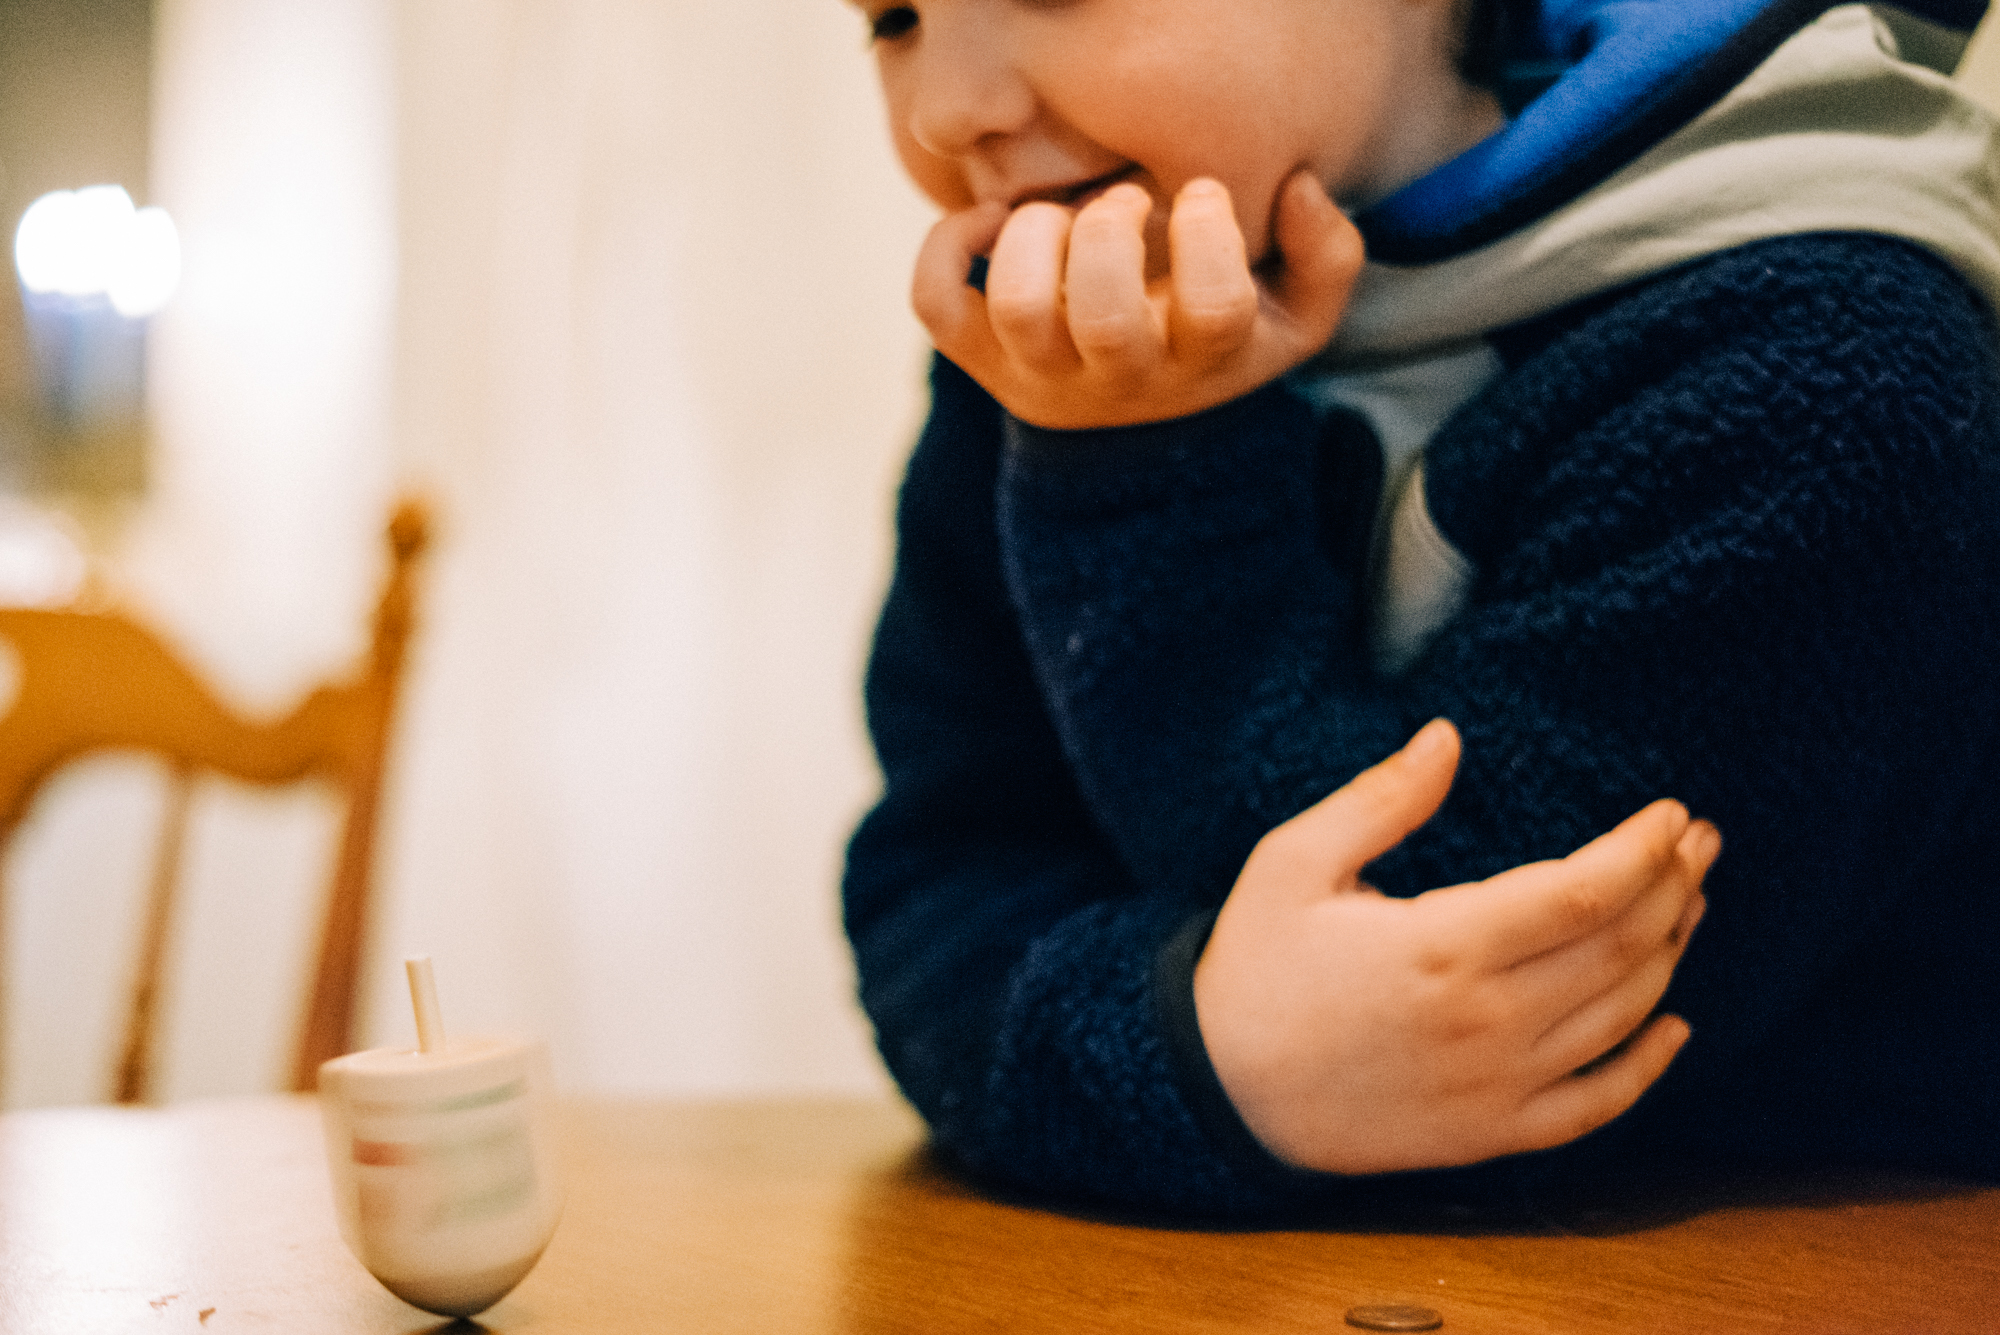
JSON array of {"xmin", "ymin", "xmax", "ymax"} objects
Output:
[
  {"xmin": 1685, "ymin": 820, "xmax": 1722, "ymax": 866},
  {"xmin": 1405, "ymin": 717, "xmax": 1451, "ymax": 759},
  {"xmin": 1180, "ymin": 178, "xmax": 1225, "ymax": 202}
]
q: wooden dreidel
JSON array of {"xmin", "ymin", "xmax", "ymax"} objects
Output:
[{"xmin": 318, "ymin": 957, "xmax": 562, "ymax": 1317}]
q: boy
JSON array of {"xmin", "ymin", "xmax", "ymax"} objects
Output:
[{"xmin": 844, "ymin": 0, "xmax": 2000, "ymax": 1215}]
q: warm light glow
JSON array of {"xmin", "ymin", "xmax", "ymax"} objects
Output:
[
  {"xmin": 0, "ymin": 499, "xmax": 89, "ymax": 607},
  {"xmin": 109, "ymin": 208, "xmax": 182, "ymax": 317},
  {"xmin": 13, "ymin": 185, "xmax": 182, "ymax": 317}
]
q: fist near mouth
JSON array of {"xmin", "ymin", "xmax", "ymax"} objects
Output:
[{"xmin": 911, "ymin": 172, "xmax": 1364, "ymax": 432}]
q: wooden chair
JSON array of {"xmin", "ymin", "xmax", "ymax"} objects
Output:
[{"xmin": 0, "ymin": 500, "xmax": 429, "ymax": 1103}]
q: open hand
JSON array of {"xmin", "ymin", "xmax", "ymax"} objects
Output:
[
  {"xmin": 1194, "ymin": 719, "xmax": 1717, "ymax": 1175},
  {"xmin": 911, "ymin": 172, "xmax": 1363, "ymax": 430}
]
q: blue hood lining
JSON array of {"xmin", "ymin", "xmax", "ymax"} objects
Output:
[{"xmin": 1355, "ymin": 0, "xmax": 1991, "ymax": 264}]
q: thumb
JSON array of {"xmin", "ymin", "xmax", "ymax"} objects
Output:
[{"xmin": 1250, "ymin": 719, "xmax": 1460, "ymax": 900}]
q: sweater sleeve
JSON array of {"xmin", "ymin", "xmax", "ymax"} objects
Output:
[
  {"xmin": 844, "ymin": 358, "xmax": 1337, "ymax": 1214},
  {"xmin": 847, "ymin": 233, "xmax": 2000, "ymax": 1212}
]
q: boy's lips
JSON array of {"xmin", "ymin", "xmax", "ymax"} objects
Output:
[{"xmin": 1008, "ymin": 164, "xmax": 1143, "ymax": 210}]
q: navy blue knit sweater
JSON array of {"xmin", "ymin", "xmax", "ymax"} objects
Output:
[{"xmin": 845, "ymin": 232, "xmax": 2000, "ymax": 1216}]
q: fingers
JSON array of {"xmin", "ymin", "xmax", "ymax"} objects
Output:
[
  {"xmin": 1247, "ymin": 719, "xmax": 1460, "ymax": 901},
  {"xmin": 1511, "ymin": 1014, "xmax": 1693, "ymax": 1155},
  {"xmin": 1527, "ymin": 913, "xmax": 1693, "ymax": 1077},
  {"xmin": 1666, "ymin": 817, "xmax": 1717, "ymax": 947},
  {"xmin": 911, "ymin": 172, "xmax": 1357, "ymax": 427},
  {"xmin": 1512, "ymin": 818, "xmax": 1716, "ymax": 1023},
  {"xmin": 932, "ymin": 186, "xmax": 1169, "ymax": 387},
  {"xmin": 986, "ymin": 203, "xmax": 1079, "ymax": 373},
  {"xmin": 1460, "ymin": 799, "xmax": 1698, "ymax": 968},
  {"xmin": 1167, "ymin": 179, "xmax": 1257, "ymax": 361},
  {"xmin": 1499, "ymin": 813, "xmax": 1712, "ymax": 1091},
  {"xmin": 1062, "ymin": 182, "xmax": 1161, "ymax": 379}
]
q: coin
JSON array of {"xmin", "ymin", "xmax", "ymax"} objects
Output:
[{"xmin": 1344, "ymin": 1304, "xmax": 1444, "ymax": 1332}]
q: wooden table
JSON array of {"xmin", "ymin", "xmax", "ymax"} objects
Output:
[{"xmin": 2, "ymin": 1096, "xmax": 1996, "ymax": 1333}]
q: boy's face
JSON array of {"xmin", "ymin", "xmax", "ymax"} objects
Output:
[{"xmin": 857, "ymin": 0, "xmax": 1492, "ymax": 267}]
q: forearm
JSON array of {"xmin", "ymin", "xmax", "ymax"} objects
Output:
[
  {"xmin": 997, "ymin": 379, "xmax": 1407, "ymax": 903},
  {"xmin": 997, "ymin": 233, "xmax": 2000, "ymax": 1088},
  {"xmin": 846, "ymin": 820, "xmax": 1307, "ymax": 1211},
  {"xmin": 846, "ymin": 358, "xmax": 1329, "ymax": 1212}
]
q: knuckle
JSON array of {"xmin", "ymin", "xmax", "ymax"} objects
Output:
[
  {"xmin": 1412, "ymin": 943, "xmax": 1463, "ymax": 980},
  {"xmin": 1253, "ymin": 819, "xmax": 1311, "ymax": 862},
  {"xmin": 1552, "ymin": 880, "xmax": 1613, "ymax": 934},
  {"xmin": 1243, "ymin": 827, "xmax": 1309, "ymax": 884},
  {"xmin": 1412, "ymin": 976, "xmax": 1497, "ymax": 1044},
  {"xmin": 1610, "ymin": 914, "xmax": 1661, "ymax": 966},
  {"xmin": 910, "ymin": 297, "xmax": 948, "ymax": 341},
  {"xmin": 1671, "ymin": 892, "xmax": 1708, "ymax": 946},
  {"xmin": 1342, "ymin": 761, "xmax": 1418, "ymax": 824},
  {"xmin": 1068, "ymin": 312, "xmax": 1156, "ymax": 372},
  {"xmin": 1069, "ymin": 205, "xmax": 1119, "ymax": 242},
  {"xmin": 1174, "ymin": 291, "xmax": 1256, "ymax": 348},
  {"xmin": 983, "ymin": 284, "xmax": 1054, "ymax": 331},
  {"xmin": 1179, "ymin": 273, "xmax": 1256, "ymax": 318}
]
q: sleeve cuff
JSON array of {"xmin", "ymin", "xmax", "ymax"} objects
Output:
[
  {"xmin": 1151, "ymin": 911, "xmax": 1346, "ymax": 1199},
  {"xmin": 1001, "ymin": 380, "xmax": 1319, "ymax": 515}
]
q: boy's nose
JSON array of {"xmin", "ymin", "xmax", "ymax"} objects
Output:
[{"xmin": 902, "ymin": 22, "xmax": 1036, "ymax": 162}]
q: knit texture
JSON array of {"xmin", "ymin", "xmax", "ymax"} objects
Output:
[{"xmin": 844, "ymin": 233, "xmax": 2000, "ymax": 1216}]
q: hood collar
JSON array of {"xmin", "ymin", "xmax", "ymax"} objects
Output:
[{"xmin": 1356, "ymin": 0, "xmax": 1992, "ymax": 263}]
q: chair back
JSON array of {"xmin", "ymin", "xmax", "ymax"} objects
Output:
[{"xmin": 0, "ymin": 500, "xmax": 428, "ymax": 1102}]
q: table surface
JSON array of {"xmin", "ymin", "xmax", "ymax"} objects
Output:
[{"xmin": 2, "ymin": 1095, "xmax": 1997, "ymax": 1333}]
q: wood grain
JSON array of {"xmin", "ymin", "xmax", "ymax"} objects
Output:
[{"xmin": 4, "ymin": 1096, "xmax": 1995, "ymax": 1333}]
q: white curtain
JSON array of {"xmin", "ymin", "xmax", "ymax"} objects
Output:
[
  {"xmin": 377, "ymin": 0, "xmax": 931, "ymax": 1095},
  {"xmin": 6, "ymin": 0, "xmax": 932, "ymax": 1105}
]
